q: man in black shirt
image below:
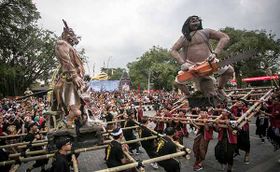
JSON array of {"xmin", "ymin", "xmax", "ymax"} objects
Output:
[
  {"xmin": 156, "ymin": 127, "xmax": 180, "ymax": 172},
  {"xmin": 123, "ymin": 113, "xmax": 141, "ymax": 154},
  {"xmin": 140, "ymin": 117, "xmax": 158, "ymax": 169},
  {"xmin": 105, "ymin": 127, "xmax": 128, "ymax": 168},
  {"xmin": 25, "ymin": 122, "xmax": 48, "ymax": 172},
  {"xmin": 51, "ymin": 137, "xmax": 73, "ymax": 172}
]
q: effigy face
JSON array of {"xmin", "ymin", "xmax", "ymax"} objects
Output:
[
  {"xmin": 64, "ymin": 28, "xmax": 80, "ymax": 46},
  {"xmin": 62, "ymin": 19, "xmax": 80, "ymax": 46}
]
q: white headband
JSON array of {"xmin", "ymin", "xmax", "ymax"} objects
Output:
[{"xmin": 111, "ymin": 128, "xmax": 123, "ymax": 136}]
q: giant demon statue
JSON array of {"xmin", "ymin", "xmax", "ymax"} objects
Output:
[{"xmin": 52, "ymin": 19, "xmax": 85, "ymax": 128}]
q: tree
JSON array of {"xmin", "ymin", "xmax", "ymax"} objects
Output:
[
  {"xmin": 127, "ymin": 29, "xmax": 280, "ymax": 91},
  {"xmin": 127, "ymin": 46, "xmax": 179, "ymax": 91},
  {"xmin": 220, "ymin": 27, "xmax": 280, "ymax": 87},
  {"xmin": 109, "ymin": 68, "xmax": 126, "ymax": 80},
  {"xmin": 0, "ymin": 0, "xmax": 58, "ymax": 96}
]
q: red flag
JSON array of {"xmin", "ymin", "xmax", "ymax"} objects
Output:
[{"xmin": 138, "ymin": 83, "xmax": 140, "ymax": 94}]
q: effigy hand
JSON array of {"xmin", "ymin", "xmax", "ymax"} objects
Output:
[
  {"xmin": 181, "ymin": 61, "xmax": 194, "ymax": 71},
  {"xmin": 207, "ymin": 53, "xmax": 218, "ymax": 62},
  {"xmin": 73, "ymin": 76, "xmax": 84, "ymax": 89}
]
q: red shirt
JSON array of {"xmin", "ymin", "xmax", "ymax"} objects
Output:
[
  {"xmin": 137, "ymin": 108, "xmax": 143, "ymax": 122},
  {"xmin": 155, "ymin": 113, "xmax": 164, "ymax": 132},
  {"xmin": 204, "ymin": 127, "xmax": 213, "ymax": 141},
  {"xmin": 271, "ymin": 102, "xmax": 280, "ymax": 128}
]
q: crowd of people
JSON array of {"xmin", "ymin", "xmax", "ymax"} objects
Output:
[
  {"xmin": 102, "ymin": 89, "xmax": 280, "ymax": 172},
  {"xmin": 0, "ymin": 88, "xmax": 280, "ymax": 172},
  {"xmin": 0, "ymin": 97, "xmax": 48, "ymax": 140}
]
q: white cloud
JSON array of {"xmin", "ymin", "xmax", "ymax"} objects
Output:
[{"xmin": 33, "ymin": 0, "xmax": 280, "ymax": 75}]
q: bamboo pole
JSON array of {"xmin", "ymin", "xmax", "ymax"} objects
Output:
[
  {"xmin": 231, "ymin": 100, "xmax": 261, "ymax": 103},
  {"xmin": 0, "ymin": 135, "xmax": 159, "ymax": 166},
  {"xmin": 227, "ymin": 91, "xmax": 236, "ymax": 97},
  {"xmin": 234, "ymin": 89, "xmax": 273, "ymax": 128},
  {"xmin": 241, "ymin": 90, "xmax": 254, "ymax": 99},
  {"xmin": 230, "ymin": 93, "xmax": 266, "ymax": 97},
  {"xmin": 229, "ymin": 90, "xmax": 255, "ymax": 109},
  {"xmin": 169, "ymin": 102, "xmax": 188, "ymax": 114},
  {"xmin": 0, "ymin": 139, "xmax": 48, "ymax": 149},
  {"xmin": 9, "ymin": 164, "xmax": 20, "ymax": 172},
  {"xmin": 9, "ymin": 149, "xmax": 48, "ymax": 158},
  {"xmin": 225, "ymin": 86, "xmax": 273, "ymax": 92},
  {"xmin": 146, "ymin": 115, "xmax": 229, "ymax": 125},
  {"xmin": 238, "ymin": 104, "xmax": 262, "ymax": 128},
  {"xmin": 3, "ymin": 120, "xmax": 125, "ymax": 148},
  {"xmin": 0, "ymin": 131, "xmax": 48, "ymax": 139},
  {"xmin": 102, "ymin": 126, "xmax": 139, "ymax": 135},
  {"xmin": 95, "ymin": 151, "xmax": 186, "ymax": 172},
  {"xmin": 17, "ymin": 142, "xmax": 48, "ymax": 149},
  {"xmin": 132, "ymin": 120, "xmax": 192, "ymax": 151},
  {"xmin": 231, "ymin": 90, "xmax": 269, "ymax": 94},
  {"xmin": 123, "ymin": 151, "xmax": 136, "ymax": 163},
  {"xmin": 106, "ymin": 119, "xmax": 125, "ymax": 124},
  {"xmin": 72, "ymin": 154, "xmax": 79, "ymax": 172}
]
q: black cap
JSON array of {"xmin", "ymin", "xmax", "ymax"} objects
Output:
[
  {"xmin": 165, "ymin": 127, "xmax": 175, "ymax": 136},
  {"xmin": 55, "ymin": 137, "xmax": 71, "ymax": 149}
]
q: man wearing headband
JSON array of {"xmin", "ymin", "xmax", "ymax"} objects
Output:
[
  {"xmin": 105, "ymin": 127, "xmax": 128, "ymax": 168},
  {"xmin": 171, "ymin": 15, "xmax": 234, "ymax": 100},
  {"xmin": 231, "ymin": 101, "xmax": 250, "ymax": 164},
  {"xmin": 140, "ymin": 117, "xmax": 158, "ymax": 169},
  {"xmin": 214, "ymin": 110, "xmax": 237, "ymax": 172},
  {"xmin": 123, "ymin": 113, "xmax": 141, "ymax": 154},
  {"xmin": 192, "ymin": 111, "xmax": 214, "ymax": 171}
]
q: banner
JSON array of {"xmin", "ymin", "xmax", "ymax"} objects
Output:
[{"xmin": 88, "ymin": 80, "xmax": 120, "ymax": 92}]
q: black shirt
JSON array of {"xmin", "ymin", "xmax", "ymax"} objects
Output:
[
  {"xmin": 52, "ymin": 152, "xmax": 71, "ymax": 172},
  {"xmin": 157, "ymin": 136, "xmax": 177, "ymax": 156},
  {"xmin": 24, "ymin": 132, "xmax": 43, "ymax": 151},
  {"xmin": 140, "ymin": 127, "xmax": 154, "ymax": 149},
  {"xmin": 105, "ymin": 140, "xmax": 124, "ymax": 168},
  {"xmin": 105, "ymin": 112, "xmax": 113, "ymax": 122},
  {"xmin": 123, "ymin": 119, "xmax": 135, "ymax": 139}
]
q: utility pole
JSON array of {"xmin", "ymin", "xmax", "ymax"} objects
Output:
[
  {"xmin": 148, "ymin": 69, "xmax": 151, "ymax": 93},
  {"xmin": 92, "ymin": 63, "xmax": 95, "ymax": 77},
  {"xmin": 107, "ymin": 56, "xmax": 112, "ymax": 68}
]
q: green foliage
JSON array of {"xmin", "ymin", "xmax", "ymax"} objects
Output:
[
  {"xmin": 221, "ymin": 27, "xmax": 280, "ymax": 87},
  {"xmin": 0, "ymin": 0, "xmax": 57, "ymax": 96},
  {"xmin": 100, "ymin": 67, "xmax": 125, "ymax": 80},
  {"xmin": 128, "ymin": 29, "xmax": 280, "ymax": 90},
  {"xmin": 127, "ymin": 46, "xmax": 179, "ymax": 91},
  {"xmin": 110, "ymin": 68, "xmax": 126, "ymax": 80}
]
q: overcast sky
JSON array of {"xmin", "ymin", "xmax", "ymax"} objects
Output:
[{"xmin": 33, "ymin": 0, "xmax": 280, "ymax": 75}]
